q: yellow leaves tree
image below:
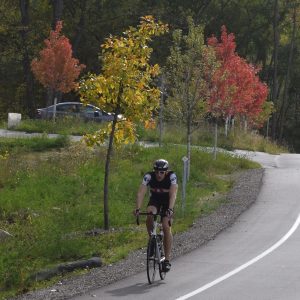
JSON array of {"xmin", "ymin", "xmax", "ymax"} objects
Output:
[{"xmin": 78, "ymin": 16, "xmax": 168, "ymax": 230}]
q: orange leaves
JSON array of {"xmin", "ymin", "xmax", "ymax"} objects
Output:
[
  {"xmin": 31, "ymin": 21, "xmax": 85, "ymax": 93},
  {"xmin": 144, "ymin": 119, "xmax": 156, "ymax": 129}
]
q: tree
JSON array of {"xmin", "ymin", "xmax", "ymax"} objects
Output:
[
  {"xmin": 208, "ymin": 26, "xmax": 238, "ymax": 158},
  {"xmin": 78, "ymin": 16, "xmax": 168, "ymax": 230},
  {"xmin": 166, "ymin": 17, "xmax": 218, "ymax": 174},
  {"xmin": 208, "ymin": 26, "xmax": 269, "ymax": 158},
  {"xmin": 31, "ymin": 21, "xmax": 85, "ymax": 119}
]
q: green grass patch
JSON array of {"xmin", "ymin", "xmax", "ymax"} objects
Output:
[
  {"xmin": 0, "ymin": 142, "xmax": 259, "ymax": 297},
  {"xmin": 232, "ymin": 130, "xmax": 288, "ymax": 154},
  {"xmin": 2, "ymin": 118, "xmax": 288, "ymax": 154},
  {"xmin": 137, "ymin": 122, "xmax": 288, "ymax": 153},
  {"xmin": 0, "ymin": 135, "xmax": 69, "ymax": 155},
  {"xmin": 9, "ymin": 118, "xmax": 105, "ymax": 136}
]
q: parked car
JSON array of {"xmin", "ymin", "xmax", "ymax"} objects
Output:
[{"xmin": 36, "ymin": 102, "xmax": 121, "ymax": 122}]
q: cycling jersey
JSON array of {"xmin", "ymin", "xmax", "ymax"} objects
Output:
[{"xmin": 142, "ymin": 171, "xmax": 177, "ymax": 202}]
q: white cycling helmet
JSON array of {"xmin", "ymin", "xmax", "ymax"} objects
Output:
[{"xmin": 153, "ymin": 159, "xmax": 169, "ymax": 171}]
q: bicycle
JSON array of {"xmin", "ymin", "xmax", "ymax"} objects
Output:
[{"xmin": 136, "ymin": 211, "xmax": 167, "ymax": 284}]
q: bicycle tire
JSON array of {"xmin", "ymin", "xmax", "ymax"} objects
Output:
[
  {"xmin": 147, "ymin": 237, "xmax": 157, "ymax": 284},
  {"xmin": 158, "ymin": 237, "xmax": 166, "ymax": 280}
]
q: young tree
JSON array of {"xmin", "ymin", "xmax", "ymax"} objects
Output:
[
  {"xmin": 31, "ymin": 21, "xmax": 85, "ymax": 119},
  {"xmin": 208, "ymin": 26, "xmax": 269, "ymax": 158},
  {"xmin": 166, "ymin": 17, "xmax": 218, "ymax": 175},
  {"xmin": 78, "ymin": 16, "xmax": 168, "ymax": 230},
  {"xmin": 208, "ymin": 26, "xmax": 238, "ymax": 158}
]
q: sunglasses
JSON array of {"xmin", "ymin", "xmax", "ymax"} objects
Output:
[{"xmin": 155, "ymin": 170, "xmax": 166, "ymax": 175}]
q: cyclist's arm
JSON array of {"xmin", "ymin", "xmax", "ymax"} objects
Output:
[
  {"xmin": 168, "ymin": 184, "xmax": 178, "ymax": 210},
  {"xmin": 135, "ymin": 184, "xmax": 148, "ymax": 210},
  {"xmin": 168, "ymin": 172, "xmax": 178, "ymax": 210}
]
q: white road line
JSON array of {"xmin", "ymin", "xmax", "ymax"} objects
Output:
[{"xmin": 176, "ymin": 213, "xmax": 300, "ymax": 300}]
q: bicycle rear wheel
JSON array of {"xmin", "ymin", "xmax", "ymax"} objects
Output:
[{"xmin": 147, "ymin": 237, "xmax": 157, "ymax": 284}]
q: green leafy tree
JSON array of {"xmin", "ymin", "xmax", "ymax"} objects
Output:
[
  {"xmin": 78, "ymin": 16, "xmax": 168, "ymax": 230},
  {"xmin": 166, "ymin": 17, "xmax": 218, "ymax": 175}
]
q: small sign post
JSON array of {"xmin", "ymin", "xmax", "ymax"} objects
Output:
[{"xmin": 182, "ymin": 156, "xmax": 189, "ymax": 214}]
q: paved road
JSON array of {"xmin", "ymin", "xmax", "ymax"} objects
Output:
[{"xmin": 70, "ymin": 152, "xmax": 300, "ymax": 300}]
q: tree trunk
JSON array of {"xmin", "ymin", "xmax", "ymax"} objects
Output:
[
  {"xmin": 244, "ymin": 116, "xmax": 248, "ymax": 132},
  {"xmin": 187, "ymin": 121, "xmax": 191, "ymax": 181},
  {"xmin": 47, "ymin": 88, "xmax": 54, "ymax": 107},
  {"xmin": 103, "ymin": 84, "xmax": 122, "ymax": 230},
  {"xmin": 19, "ymin": 0, "xmax": 35, "ymax": 117},
  {"xmin": 271, "ymin": 0, "xmax": 279, "ymax": 139},
  {"xmin": 159, "ymin": 75, "xmax": 164, "ymax": 147},
  {"xmin": 53, "ymin": 94, "xmax": 58, "ymax": 121},
  {"xmin": 185, "ymin": 66, "xmax": 192, "ymax": 180},
  {"xmin": 72, "ymin": 0, "xmax": 87, "ymax": 57},
  {"xmin": 225, "ymin": 116, "xmax": 229, "ymax": 137},
  {"xmin": 52, "ymin": 0, "xmax": 64, "ymax": 29},
  {"xmin": 213, "ymin": 120, "xmax": 218, "ymax": 160},
  {"xmin": 103, "ymin": 115, "xmax": 117, "ymax": 230},
  {"xmin": 278, "ymin": 4, "xmax": 296, "ymax": 141}
]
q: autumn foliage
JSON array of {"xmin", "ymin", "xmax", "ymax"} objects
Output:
[
  {"xmin": 78, "ymin": 15, "xmax": 168, "ymax": 230},
  {"xmin": 31, "ymin": 21, "xmax": 85, "ymax": 94},
  {"xmin": 207, "ymin": 26, "xmax": 268, "ymax": 127}
]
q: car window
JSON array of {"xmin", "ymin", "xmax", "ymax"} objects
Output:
[
  {"xmin": 82, "ymin": 105, "xmax": 101, "ymax": 114},
  {"xmin": 55, "ymin": 104, "xmax": 70, "ymax": 112},
  {"xmin": 67, "ymin": 104, "xmax": 80, "ymax": 113}
]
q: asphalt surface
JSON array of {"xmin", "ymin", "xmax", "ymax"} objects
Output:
[{"xmin": 70, "ymin": 152, "xmax": 300, "ymax": 300}]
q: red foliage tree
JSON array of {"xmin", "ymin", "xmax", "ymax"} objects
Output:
[
  {"xmin": 31, "ymin": 21, "xmax": 85, "ymax": 98},
  {"xmin": 207, "ymin": 26, "xmax": 268, "ymax": 125},
  {"xmin": 207, "ymin": 26, "xmax": 238, "ymax": 118}
]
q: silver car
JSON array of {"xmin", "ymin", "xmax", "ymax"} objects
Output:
[{"xmin": 36, "ymin": 102, "xmax": 116, "ymax": 122}]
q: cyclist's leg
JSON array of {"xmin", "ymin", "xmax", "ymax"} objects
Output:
[
  {"xmin": 161, "ymin": 200, "xmax": 173, "ymax": 262},
  {"xmin": 162, "ymin": 216, "xmax": 172, "ymax": 261},
  {"xmin": 146, "ymin": 199, "xmax": 160, "ymax": 236}
]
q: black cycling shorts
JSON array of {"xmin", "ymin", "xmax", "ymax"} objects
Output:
[{"xmin": 147, "ymin": 198, "xmax": 169, "ymax": 214}]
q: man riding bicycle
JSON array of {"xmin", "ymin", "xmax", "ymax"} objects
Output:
[{"xmin": 134, "ymin": 159, "xmax": 178, "ymax": 272}]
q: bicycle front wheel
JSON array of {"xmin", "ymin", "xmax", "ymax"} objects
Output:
[
  {"xmin": 158, "ymin": 238, "xmax": 166, "ymax": 280},
  {"xmin": 147, "ymin": 237, "xmax": 157, "ymax": 284}
]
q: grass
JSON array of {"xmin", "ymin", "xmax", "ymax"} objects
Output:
[
  {"xmin": 0, "ymin": 141, "xmax": 259, "ymax": 298},
  {"xmin": 232, "ymin": 130, "xmax": 288, "ymax": 154},
  {"xmin": 1, "ymin": 118, "xmax": 289, "ymax": 154},
  {"xmin": 0, "ymin": 118, "xmax": 285, "ymax": 298},
  {"xmin": 3, "ymin": 117, "xmax": 105, "ymax": 136},
  {"xmin": 137, "ymin": 122, "xmax": 289, "ymax": 154},
  {"xmin": 0, "ymin": 135, "xmax": 69, "ymax": 155}
]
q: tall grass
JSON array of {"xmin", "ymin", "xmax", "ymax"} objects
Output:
[
  {"xmin": 9, "ymin": 117, "xmax": 105, "ymax": 136},
  {"xmin": 0, "ymin": 142, "xmax": 259, "ymax": 297},
  {"xmin": 2, "ymin": 118, "xmax": 288, "ymax": 154},
  {"xmin": 0, "ymin": 135, "xmax": 69, "ymax": 154},
  {"xmin": 137, "ymin": 122, "xmax": 288, "ymax": 154}
]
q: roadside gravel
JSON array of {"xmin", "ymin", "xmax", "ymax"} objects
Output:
[{"xmin": 12, "ymin": 168, "xmax": 264, "ymax": 300}]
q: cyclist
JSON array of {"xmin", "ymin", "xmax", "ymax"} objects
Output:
[{"xmin": 134, "ymin": 159, "xmax": 178, "ymax": 272}]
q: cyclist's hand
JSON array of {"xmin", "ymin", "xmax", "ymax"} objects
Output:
[
  {"xmin": 166, "ymin": 208, "xmax": 174, "ymax": 218},
  {"xmin": 133, "ymin": 208, "xmax": 140, "ymax": 216}
]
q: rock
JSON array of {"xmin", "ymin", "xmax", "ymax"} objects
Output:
[
  {"xmin": 0, "ymin": 229, "xmax": 13, "ymax": 242},
  {"xmin": 30, "ymin": 257, "xmax": 102, "ymax": 282}
]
